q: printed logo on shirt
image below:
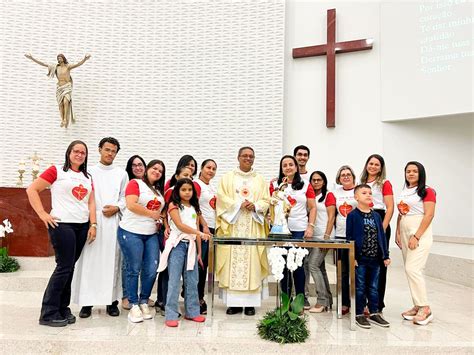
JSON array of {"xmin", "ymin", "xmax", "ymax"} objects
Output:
[
  {"xmin": 71, "ymin": 184, "xmax": 88, "ymax": 201},
  {"xmin": 192, "ymin": 213, "xmax": 197, "ymax": 220},
  {"xmin": 286, "ymin": 195, "xmax": 297, "ymax": 207},
  {"xmin": 209, "ymin": 196, "xmax": 217, "ymax": 210},
  {"xmin": 338, "ymin": 202, "xmax": 353, "ymax": 217},
  {"xmin": 397, "ymin": 200, "xmax": 410, "ymax": 215},
  {"xmin": 146, "ymin": 197, "xmax": 161, "ymax": 211},
  {"xmin": 239, "ymin": 186, "xmax": 250, "ymax": 198}
]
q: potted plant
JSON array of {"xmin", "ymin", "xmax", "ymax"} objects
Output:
[
  {"xmin": 0, "ymin": 219, "xmax": 20, "ymax": 273},
  {"xmin": 257, "ymin": 246, "xmax": 309, "ymax": 344}
]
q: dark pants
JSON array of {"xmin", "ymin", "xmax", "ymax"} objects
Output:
[
  {"xmin": 336, "ymin": 237, "xmax": 350, "ymax": 308},
  {"xmin": 374, "ymin": 209, "xmax": 391, "ymax": 311},
  {"xmin": 157, "ymin": 230, "xmax": 168, "ymax": 305},
  {"xmin": 280, "ymin": 231, "xmax": 306, "ymax": 297},
  {"xmin": 198, "ymin": 227, "xmax": 214, "ymax": 300},
  {"xmin": 40, "ymin": 222, "xmax": 88, "ymax": 321},
  {"xmin": 355, "ymin": 256, "xmax": 381, "ymax": 315}
]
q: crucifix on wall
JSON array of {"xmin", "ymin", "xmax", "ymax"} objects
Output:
[{"xmin": 293, "ymin": 8, "xmax": 373, "ymax": 128}]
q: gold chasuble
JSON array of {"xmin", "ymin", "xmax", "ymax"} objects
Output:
[{"xmin": 215, "ymin": 168, "xmax": 270, "ymax": 306}]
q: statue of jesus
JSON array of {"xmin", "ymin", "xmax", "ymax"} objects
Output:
[{"xmin": 25, "ymin": 53, "xmax": 90, "ymax": 128}]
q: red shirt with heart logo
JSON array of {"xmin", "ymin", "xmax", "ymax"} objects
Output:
[{"xmin": 39, "ymin": 165, "xmax": 93, "ymax": 223}]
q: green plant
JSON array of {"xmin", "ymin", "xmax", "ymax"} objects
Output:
[
  {"xmin": 0, "ymin": 251, "xmax": 20, "ymax": 273},
  {"xmin": 257, "ymin": 292, "xmax": 310, "ymax": 344}
]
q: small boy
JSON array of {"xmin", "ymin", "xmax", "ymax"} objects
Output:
[{"xmin": 346, "ymin": 184, "xmax": 391, "ymax": 329}]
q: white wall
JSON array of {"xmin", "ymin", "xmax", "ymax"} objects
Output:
[
  {"xmin": 0, "ymin": 0, "xmax": 285, "ymax": 186},
  {"xmin": 284, "ymin": 0, "xmax": 473, "ymax": 238}
]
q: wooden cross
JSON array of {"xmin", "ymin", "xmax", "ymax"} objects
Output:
[{"xmin": 293, "ymin": 8, "xmax": 373, "ymax": 128}]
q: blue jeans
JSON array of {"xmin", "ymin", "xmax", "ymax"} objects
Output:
[
  {"xmin": 280, "ymin": 230, "xmax": 306, "ymax": 297},
  {"xmin": 165, "ymin": 241, "xmax": 200, "ymax": 320},
  {"xmin": 117, "ymin": 227, "xmax": 159, "ymax": 306},
  {"xmin": 355, "ymin": 256, "xmax": 381, "ymax": 315},
  {"xmin": 121, "ymin": 253, "xmax": 128, "ymax": 299}
]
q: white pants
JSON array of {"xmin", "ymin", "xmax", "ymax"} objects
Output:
[{"xmin": 400, "ymin": 215, "xmax": 433, "ymax": 306}]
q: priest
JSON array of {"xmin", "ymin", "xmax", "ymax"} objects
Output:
[
  {"xmin": 215, "ymin": 146, "xmax": 270, "ymax": 316},
  {"xmin": 71, "ymin": 137, "xmax": 128, "ymax": 318}
]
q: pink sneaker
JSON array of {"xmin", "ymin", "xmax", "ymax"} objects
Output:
[
  {"xmin": 413, "ymin": 307, "xmax": 433, "ymax": 326},
  {"xmin": 401, "ymin": 306, "xmax": 420, "ymax": 321},
  {"xmin": 185, "ymin": 315, "xmax": 206, "ymax": 323},
  {"xmin": 165, "ymin": 320, "xmax": 179, "ymax": 327}
]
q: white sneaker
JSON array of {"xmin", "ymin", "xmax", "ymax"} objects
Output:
[
  {"xmin": 128, "ymin": 305, "xmax": 144, "ymax": 323},
  {"xmin": 139, "ymin": 304, "xmax": 153, "ymax": 320}
]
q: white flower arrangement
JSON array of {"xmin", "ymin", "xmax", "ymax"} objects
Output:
[
  {"xmin": 268, "ymin": 244, "xmax": 308, "ymax": 279},
  {"xmin": 0, "ymin": 219, "xmax": 13, "ymax": 238}
]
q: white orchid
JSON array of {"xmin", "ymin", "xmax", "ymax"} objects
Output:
[
  {"xmin": 0, "ymin": 219, "xmax": 13, "ymax": 238},
  {"xmin": 268, "ymin": 245, "xmax": 309, "ymax": 278}
]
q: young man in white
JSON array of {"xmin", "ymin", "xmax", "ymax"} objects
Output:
[
  {"xmin": 72, "ymin": 137, "xmax": 128, "ymax": 318},
  {"xmin": 293, "ymin": 145, "xmax": 311, "ymax": 182}
]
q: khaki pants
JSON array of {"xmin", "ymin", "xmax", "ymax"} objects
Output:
[{"xmin": 400, "ymin": 215, "xmax": 433, "ymax": 306}]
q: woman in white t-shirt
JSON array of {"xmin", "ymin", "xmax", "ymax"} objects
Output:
[
  {"xmin": 360, "ymin": 154, "xmax": 394, "ymax": 312},
  {"xmin": 396, "ymin": 161, "xmax": 436, "ymax": 326},
  {"xmin": 333, "ymin": 165, "xmax": 358, "ymax": 315},
  {"xmin": 307, "ymin": 171, "xmax": 336, "ymax": 313},
  {"xmin": 118, "ymin": 159, "xmax": 166, "ymax": 323},
  {"xmin": 195, "ymin": 159, "xmax": 217, "ymax": 314},
  {"xmin": 270, "ymin": 155, "xmax": 316, "ymax": 298},
  {"xmin": 27, "ymin": 140, "xmax": 97, "ymax": 327}
]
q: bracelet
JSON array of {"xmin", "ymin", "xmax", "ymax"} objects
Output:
[
  {"xmin": 309, "ymin": 223, "xmax": 315, "ymax": 228},
  {"xmin": 324, "ymin": 234, "xmax": 330, "ymax": 238},
  {"xmin": 412, "ymin": 235, "xmax": 419, "ymax": 240},
  {"xmin": 90, "ymin": 223, "xmax": 97, "ymax": 228}
]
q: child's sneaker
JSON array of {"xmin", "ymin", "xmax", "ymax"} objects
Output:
[
  {"xmin": 128, "ymin": 305, "xmax": 143, "ymax": 323},
  {"xmin": 165, "ymin": 320, "xmax": 179, "ymax": 327},
  {"xmin": 401, "ymin": 306, "xmax": 420, "ymax": 320},
  {"xmin": 200, "ymin": 299, "xmax": 208, "ymax": 315},
  {"xmin": 356, "ymin": 315, "xmax": 371, "ymax": 329},
  {"xmin": 368, "ymin": 313, "xmax": 390, "ymax": 327},
  {"xmin": 185, "ymin": 315, "xmax": 206, "ymax": 323},
  {"xmin": 139, "ymin": 304, "xmax": 153, "ymax": 320},
  {"xmin": 413, "ymin": 307, "xmax": 433, "ymax": 326}
]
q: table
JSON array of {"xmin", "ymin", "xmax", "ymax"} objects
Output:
[{"xmin": 207, "ymin": 237, "xmax": 356, "ymax": 330}]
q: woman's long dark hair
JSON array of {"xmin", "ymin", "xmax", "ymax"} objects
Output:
[
  {"xmin": 170, "ymin": 178, "xmax": 201, "ymax": 214},
  {"xmin": 310, "ymin": 171, "xmax": 328, "ymax": 203},
  {"xmin": 404, "ymin": 161, "xmax": 427, "ymax": 199},
  {"xmin": 143, "ymin": 159, "xmax": 166, "ymax": 195},
  {"xmin": 360, "ymin": 154, "xmax": 386, "ymax": 187},
  {"xmin": 277, "ymin": 155, "xmax": 304, "ymax": 190},
  {"xmin": 63, "ymin": 140, "xmax": 89, "ymax": 178},
  {"xmin": 169, "ymin": 155, "xmax": 198, "ymax": 187},
  {"xmin": 125, "ymin": 155, "xmax": 146, "ymax": 180}
]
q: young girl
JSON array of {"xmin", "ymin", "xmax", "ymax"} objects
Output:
[
  {"xmin": 360, "ymin": 154, "xmax": 394, "ymax": 312},
  {"xmin": 158, "ymin": 178, "xmax": 211, "ymax": 327}
]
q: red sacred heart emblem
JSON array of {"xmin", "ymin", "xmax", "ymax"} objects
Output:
[
  {"xmin": 339, "ymin": 202, "xmax": 352, "ymax": 217},
  {"xmin": 287, "ymin": 195, "xmax": 297, "ymax": 207},
  {"xmin": 146, "ymin": 198, "xmax": 161, "ymax": 211},
  {"xmin": 209, "ymin": 196, "xmax": 216, "ymax": 210},
  {"xmin": 240, "ymin": 186, "xmax": 250, "ymax": 198},
  {"xmin": 397, "ymin": 201, "xmax": 410, "ymax": 215},
  {"xmin": 72, "ymin": 184, "xmax": 88, "ymax": 201}
]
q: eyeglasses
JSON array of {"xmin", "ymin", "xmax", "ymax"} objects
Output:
[
  {"xmin": 72, "ymin": 149, "xmax": 86, "ymax": 156},
  {"xmin": 132, "ymin": 163, "xmax": 144, "ymax": 168},
  {"xmin": 239, "ymin": 154, "xmax": 255, "ymax": 159},
  {"xmin": 340, "ymin": 174, "xmax": 353, "ymax": 178}
]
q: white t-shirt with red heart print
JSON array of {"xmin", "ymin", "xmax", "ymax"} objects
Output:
[
  {"xmin": 396, "ymin": 186, "xmax": 436, "ymax": 216},
  {"xmin": 195, "ymin": 178, "xmax": 217, "ymax": 229},
  {"xmin": 40, "ymin": 165, "xmax": 93, "ymax": 223},
  {"xmin": 333, "ymin": 185, "xmax": 357, "ymax": 238},
  {"xmin": 119, "ymin": 179, "xmax": 165, "ymax": 235}
]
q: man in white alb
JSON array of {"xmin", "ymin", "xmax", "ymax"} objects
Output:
[{"xmin": 72, "ymin": 137, "xmax": 128, "ymax": 318}]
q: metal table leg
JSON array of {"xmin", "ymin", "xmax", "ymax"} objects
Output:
[
  {"xmin": 337, "ymin": 248, "xmax": 342, "ymax": 319},
  {"xmin": 206, "ymin": 238, "xmax": 215, "ymax": 326},
  {"xmin": 349, "ymin": 242, "xmax": 356, "ymax": 330}
]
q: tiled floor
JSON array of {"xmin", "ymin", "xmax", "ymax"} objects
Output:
[{"xmin": 0, "ymin": 257, "xmax": 472, "ymax": 354}]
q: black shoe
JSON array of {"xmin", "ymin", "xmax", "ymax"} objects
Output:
[
  {"xmin": 155, "ymin": 301, "xmax": 166, "ymax": 316},
  {"xmin": 39, "ymin": 318, "xmax": 68, "ymax": 327},
  {"xmin": 61, "ymin": 308, "xmax": 76, "ymax": 324},
  {"xmin": 226, "ymin": 307, "xmax": 243, "ymax": 315},
  {"xmin": 244, "ymin": 307, "xmax": 255, "ymax": 316},
  {"xmin": 106, "ymin": 301, "xmax": 120, "ymax": 317},
  {"xmin": 79, "ymin": 306, "xmax": 92, "ymax": 318},
  {"xmin": 200, "ymin": 300, "xmax": 207, "ymax": 315},
  {"xmin": 356, "ymin": 315, "xmax": 371, "ymax": 329},
  {"xmin": 368, "ymin": 313, "xmax": 390, "ymax": 327}
]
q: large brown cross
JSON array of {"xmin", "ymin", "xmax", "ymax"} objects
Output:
[{"xmin": 293, "ymin": 9, "xmax": 373, "ymax": 128}]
